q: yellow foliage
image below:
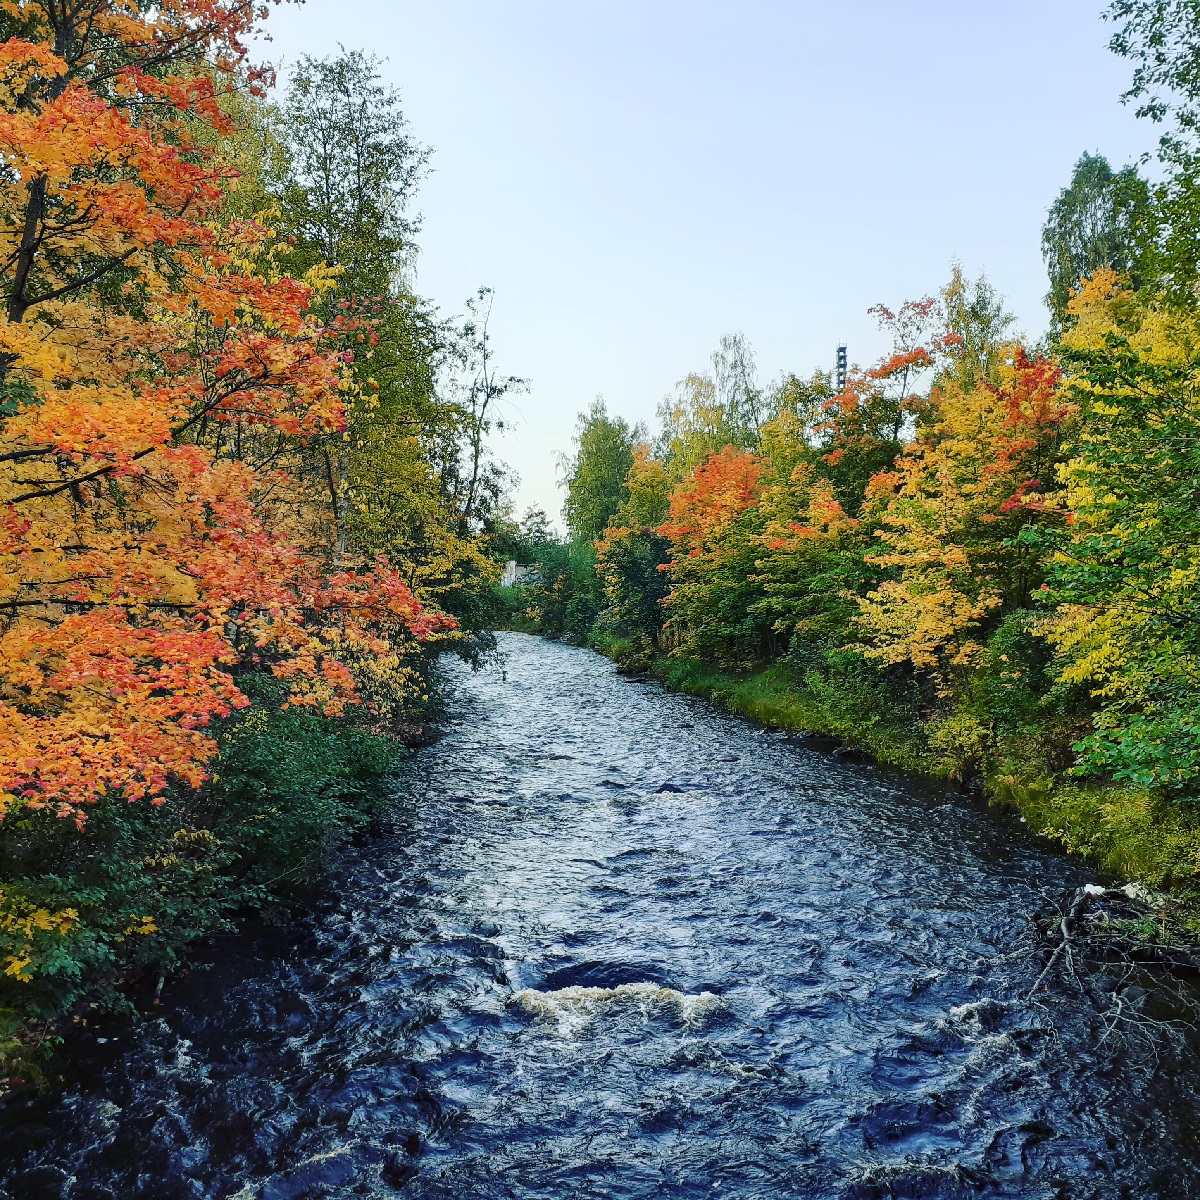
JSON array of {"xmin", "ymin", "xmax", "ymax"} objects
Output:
[
  {"xmin": 0, "ymin": 890, "xmax": 75, "ymax": 982},
  {"xmin": 855, "ymin": 348, "xmax": 1072, "ymax": 689}
]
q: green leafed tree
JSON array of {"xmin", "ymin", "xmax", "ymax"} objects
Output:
[
  {"xmin": 1041, "ymin": 152, "xmax": 1150, "ymax": 327},
  {"xmin": 939, "ymin": 263, "xmax": 1015, "ymax": 389},
  {"xmin": 655, "ymin": 334, "xmax": 766, "ymax": 478},
  {"xmin": 562, "ymin": 398, "xmax": 640, "ymax": 543},
  {"xmin": 265, "ymin": 50, "xmax": 517, "ymax": 642},
  {"xmin": 1102, "ymin": 2, "xmax": 1200, "ymax": 300},
  {"xmin": 279, "ymin": 48, "xmax": 429, "ymax": 294}
]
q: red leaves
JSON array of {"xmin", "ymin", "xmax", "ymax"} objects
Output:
[
  {"xmin": 0, "ymin": 2, "xmax": 451, "ymax": 823},
  {"xmin": 868, "ymin": 346, "xmax": 934, "ymax": 382},
  {"xmin": 1000, "ymin": 479, "xmax": 1046, "ymax": 515}
]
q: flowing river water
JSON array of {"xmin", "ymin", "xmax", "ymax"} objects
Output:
[{"xmin": 3, "ymin": 632, "xmax": 1200, "ymax": 1199}]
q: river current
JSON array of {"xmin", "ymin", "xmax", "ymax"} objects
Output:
[{"xmin": 3, "ymin": 632, "xmax": 1200, "ymax": 1199}]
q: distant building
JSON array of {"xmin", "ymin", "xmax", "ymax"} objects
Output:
[{"xmin": 501, "ymin": 560, "xmax": 540, "ymax": 587}]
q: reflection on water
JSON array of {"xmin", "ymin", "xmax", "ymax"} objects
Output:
[{"xmin": 2, "ymin": 632, "xmax": 1199, "ymax": 1199}]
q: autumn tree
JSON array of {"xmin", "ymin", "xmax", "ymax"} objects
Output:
[
  {"xmin": 857, "ymin": 350, "xmax": 1072, "ymax": 689},
  {"xmin": 658, "ymin": 446, "xmax": 770, "ymax": 665},
  {"xmin": 816, "ymin": 297, "xmax": 948, "ymax": 512},
  {"xmin": 750, "ymin": 409, "xmax": 867, "ymax": 663},
  {"xmin": 593, "ymin": 446, "xmax": 672, "ymax": 659},
  {"xmin": 0, "ymin": 2, "xmax": 453, "ymax": 833},
  {"xmin": 1041, "ymin": 271, "xmax": 1200, "ymax": 789}
]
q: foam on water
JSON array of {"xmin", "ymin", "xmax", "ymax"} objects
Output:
[{"xmin": 511, "ymin": 981, "xmax": 724, "ymax": 1033}]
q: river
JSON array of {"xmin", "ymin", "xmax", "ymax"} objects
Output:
[{"xmin": 2, "ymin": 632, "xmax": 1200, "ymax": 1199}]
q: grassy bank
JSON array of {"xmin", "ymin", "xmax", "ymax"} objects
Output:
[
  {"xmin": 652, "ymin": 653, "xmax": 929, "ymax": 772},
  {"xmin": 626, "ymin": 648, "xmax": 1200, "ymax": 922}
]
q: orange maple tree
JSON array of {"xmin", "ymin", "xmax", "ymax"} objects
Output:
[
  {"xmin": 659, "ymin": 445, "xmax": 763, "ymax": 559},
  {"xmin": 656, "ymin": 446, "xmax": 765, "ymax": 662},
  {"xmin": 0, "ymin": 1, "xmax": 454, "ymax": 823}
]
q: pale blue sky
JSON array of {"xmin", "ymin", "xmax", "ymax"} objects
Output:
[{"xmin": 256, "ymin": 1, "xmax": 1149, "ymax": 523}]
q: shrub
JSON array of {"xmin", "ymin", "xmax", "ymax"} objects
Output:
[{"xmin": 0, "ymin": 674, "xmax": 402, "ymax": 1047}]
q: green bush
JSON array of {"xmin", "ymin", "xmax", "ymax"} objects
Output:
[
  {"xmin": 490, "ymin": 583, "xmax": 539, "ymax": 632},
  {"xmin": 0, "ymin": 674, "xmax": 402, "ymax": 1059},
  {"xmin": 523, "ymin": 540, "xmax": 603, "ymax": 642}
]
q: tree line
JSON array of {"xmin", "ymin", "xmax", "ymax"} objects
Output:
[
  {"xmin": 502, "ymin": 0, "xmax": 1200, "ymax": 914},
  {"xmin": 0, "ymin": 3, "xmax": 518, "ymax": 1060}
]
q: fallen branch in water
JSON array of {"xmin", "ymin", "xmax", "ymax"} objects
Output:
[
  {"xmin": 1026, "ymin": 887, "xmax": 1093, "ymax": 1001},
  {"xmin": 1027, "ymin": 883, "xmax": 1200, "ymax": 1055}
]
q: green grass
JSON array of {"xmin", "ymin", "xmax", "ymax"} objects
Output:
[
  {"xmin": 992, "ymin": 775, "xmax": 1200, "ymax": 903},
  {"xmin": 651, "ymin": 656, "xmax": 930, "ymax": 772}
]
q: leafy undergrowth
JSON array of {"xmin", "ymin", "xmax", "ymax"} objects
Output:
[
  {"xmin": 993, "ymin": 777, "xmax": 1200, "ymax": 928},
  {"xmin": 651, "ymin": 654, "xmax": 930, "ymax": 773},
  {"xmin": 0, "ymin": 675, "xmax": 405, "ymax": 1083},
  {"xmin": 491, "ymin": 584, "xmax": 540, "ymax": 634}
]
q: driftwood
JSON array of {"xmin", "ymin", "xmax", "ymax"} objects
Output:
[
  {"xmin": 1026, "ymin": 883, "xmax": 1200, "ymax": 1054},
  {"xmin": 1026, "ymin": 887, "xmax": 1094, "ymax": 1000}
]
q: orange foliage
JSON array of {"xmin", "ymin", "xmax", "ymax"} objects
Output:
[
  {"xmin": 857, "ymin": 350, "xmax": 1072, "ymax": 680},
  {"xmin": 761, "ymin": 468, "xmax": 857, "ymax": 552},
  {"xmin": 811, "ymin": 297, "xmax": 960, "ymax": 492},
  {"xmin": 658, "ymin": 446, "xmax": 763, "ymax": 560},
  {"xmin": 0, "ymin": 2, "xmax": 453, "ymax": 823}
]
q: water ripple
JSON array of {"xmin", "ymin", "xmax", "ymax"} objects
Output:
[{"xmin": 2, "ymin": 633, "xmax": 1199, "ymax": 1199}]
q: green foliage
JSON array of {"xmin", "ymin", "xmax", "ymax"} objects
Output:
[
  {"xmin": 561, "ymin": 399, "xmax": 638, "ymax": 543},
  {"xmin": 665, "ymin": 507, "xmax": 779, "ymax": 669},
  {"xmin": 654, "ymin": 335, "xmax": 766, "ymax": 480},
  {"xmin": 522, "ymin": 539, "xmax": 603, "ymax": 644},
  {"xmin": 751, "ymin": 433, "xmax": 868, "ymax": 656},
  {"xmin": 1077, "ymin": 710, "xmax": 1200, "ymax": 790},
  {"xmin": 1038, "ymin": 323, "xmax": 1200, "ymax": 792},
  {"xmin": 974, "ymin": 612, "xmax": 1056, "ymax": 734},
  {"xmin": 593, "ymin": 528, "xmax": 671, "ymax": 651},
  {"xmin": 1107, "ymin": 1, "xmax": 1200, "ymax": 301},
  {"xmin": 276, "ymin": 49, "xmax": 428, "ymax": 292},
  {"xmin": 938, "ymin": 264, "xmax": 1017, "ymax": 390},
  {"xmin": 245, "ymin": 51, "xmax": 513, "ymax": 632},
  {"xmin": 490, "ymin": 584, "xmax": 540, "ymax": 634},
  {"xmin": 0, "ymin": 676, "xmax": 400, "ymax": 1030},
  {"xmin": 0, "ymin": 376, "xmax": 37, "ymax": 421},
  {"xmin": 992, "ymin": 775, "xmax": 1200, "ymax": 898},
  {"xmin": 927, "ymin": 711, "xmax": 995, "ymax": 784},
  {"xmin": 1041, "ymin": 153, "xmax": 1149, "ymax": 326},
  {"xmin": 589, "ymin": 448, "xmax": 674, "ymax": 660},
  {"xmin": 655, "ymin": 652, "xmax": 929, "ymax": 773}
]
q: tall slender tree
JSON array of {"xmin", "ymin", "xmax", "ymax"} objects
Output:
[
  {"xmin": 562, "ymin": 399, "xmax": 639, "ymax": 544},
  {"xmin": 1041, "ymin": 152, "xmax": 1149, "ymax": 326}
]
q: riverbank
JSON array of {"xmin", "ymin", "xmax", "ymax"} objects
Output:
[
  {"xmin": 0, "ymin": 675, "xmax": 425, "ymax": 1086},
  {"xmin": 622, "ymin": 647, "xmax": 1200, "ymax": 924}
]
